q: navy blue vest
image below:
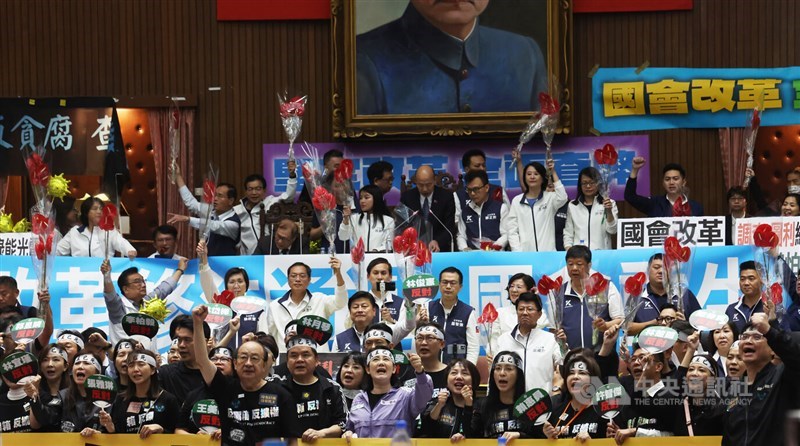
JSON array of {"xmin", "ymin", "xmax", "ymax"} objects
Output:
[
  {"xmin": 373, "ymin": 294, "xmax": 404, "ymax": 325},
  {"xmin": 456, "ymin": 184, "xmax": 503, "ymax": 210},
  {"xmin": 461, "ymin": 199, "xmax": 503, "ymax": 249},
  {"xmin": 633, "ymin": 286, "xmax": 702, "ymax": 323},
  {"xmin": 427, "ymin": 299, "xmax": 474, "ymax": 363},
  {"xmin": 335, "ymin": 328, "xmax": 363, "ymax": 353},
  {"xmin": 219, "ymin": 309, "xmax": 263, "ymax": 350},
  {"xmin": 560, "ymin": 284, "xmax": 611, "ymax": 350},
  {"xmin": 208, "ymin": 213, "xmax": 240, "ymax": 256}
]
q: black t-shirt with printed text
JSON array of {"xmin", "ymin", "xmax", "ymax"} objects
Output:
[
  {"xmin": 0, "ymin": 391, "xmax": 32, "ymax": 432},
  {"xmin": 110, "ymin": 391, "xmax": 180, "ymax": 434},
  {"xmin": 208, "ymin": 370, "xmax": 300, "ymax": 445}
]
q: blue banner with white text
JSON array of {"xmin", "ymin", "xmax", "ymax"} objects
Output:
[{"xmin": 0, "ymin": 245, "xmax": 756, "ymax": 355}]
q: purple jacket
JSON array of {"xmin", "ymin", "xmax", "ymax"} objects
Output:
[{"xmin": 345, "ymin": 372, "xmax": 433, "ymax": 438}]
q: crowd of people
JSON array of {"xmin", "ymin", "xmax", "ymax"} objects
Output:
[{"xmin": 2, "ymin": 148, "xmax": 800, "ymax": 445}]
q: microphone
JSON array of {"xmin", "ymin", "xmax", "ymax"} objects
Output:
[
  {"xmin": 424, "ymin": 197, "xmax": 455, "ymax": 253},
  {"xmin": 397, "ymin": 209, "xmax": 420, "ymax": 228}
]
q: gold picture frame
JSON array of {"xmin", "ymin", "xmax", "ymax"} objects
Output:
[{"xmin": 331, "ymin": 0, "xmax": 573, "ymax": 139}]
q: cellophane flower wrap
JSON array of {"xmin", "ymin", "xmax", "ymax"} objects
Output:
[
  {"xmin": 593, "ymin": 143, "xmax": 619, "ymax": 199},
  {"xmin": 662, "ymin": 236, "xmax": 693, "ymax": 313},
  {"xmin": 300, "ymin": 143, "xmax": 339, "ymax": 255},
  {"xmin": 537, "ymin": 274, "xmax": 566, "ymax": 354},
  {"xmin": 583, "ymin": 272, "xmax": 609, "ymax": 345},
  {"xmin": 277, "ymin": 93, "xmax": 307, "ymax": 164},
  {"xmin": 29, "ymin": 205, "xmax": 60, "ymax": 292},
  {"xmin": 23, "ymin": 145, "xmax": 70, "ymax": 292},
  {"xmin": 752, "ymin": 223, "xmax": 785, "ymax": 322},
  {"xmin": 743, "ymin": 106, "xmax": 762, "ymax": 188},
  {"xmin": 198, "ymin": 164, "xmax": 219, "ymax": 242}
]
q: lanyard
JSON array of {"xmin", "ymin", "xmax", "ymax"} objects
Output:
[{"xmin": 554, "ymin": 402, "xmax": 588, "ymax": 431}]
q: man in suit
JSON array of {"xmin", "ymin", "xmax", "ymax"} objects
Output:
[
  {"xmin": 400, "ymin": 165, "xmax": 457, "ymax": 252},
  {"xmin": 254, "ymin": 218, "xmax": 304, "ymax": 255}
]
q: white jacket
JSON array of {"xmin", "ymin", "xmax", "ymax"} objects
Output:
[
  {"xmin": 563, "ymin": 197, "xmax": 618, "ymax": 250},
  {"xmin": 338, "ymin": 213, "xmax": 395, "ymax": 252},
  {"xmin": 489, "ymin": 304, "xmax": 551, "ymax": 356},
  {"xmin": 496, "ymin": 326, "xmax": 562, "ymax": 393},
  {"xmin": 507, "ymin": 181, "xmax": 568, "ymax": 252},
  {"xmin": 178, "ymin": 185, "xmax": 240, "ymax": 240},
  {"xmin": 234, "ymin": 177, "xmax": 297, "ymax": 255},
  {"xmin": 258, "ymin": 284, "xmax": 348, "ymax": 352},
  {"xmin": 57, "ymin": 225, "xmax": 136, "ymax": 258}
]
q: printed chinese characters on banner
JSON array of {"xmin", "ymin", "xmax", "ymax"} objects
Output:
[{"xmin": 617, "ymin": 217, "xmax": 726, "ymax": 249}]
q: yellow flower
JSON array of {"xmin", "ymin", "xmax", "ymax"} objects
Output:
[
  {"xmin": 12, "ymin": 218, "xmax": 30, "ymax": 233},
  {"xmin": 0, "ymin": 212, "xmax": 13, "ymax": 233},
  {"xmin": 141, "ymin": 296, "xmax": 170, "ymax": 323},
  {"xmin": 47, "ymin": 173, "xmax": 71, "ymax": 200}
]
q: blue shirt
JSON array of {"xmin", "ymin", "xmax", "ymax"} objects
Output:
[{"xmin": 356, "ymin": 4, "xmax": 547, "ymax": 115}]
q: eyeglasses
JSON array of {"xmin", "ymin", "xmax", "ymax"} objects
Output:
[
  {"xmin": 517, "ymin": 307, "xmax": 540, "ymax": 314},
  {"xmin": 580, "ymin": 181, "xmax": 598, "ymax": 187},
  {"xmin": 236, "ymin": 354, "xmax": 264, "ymax": 363},
  {"xmin": 211, "ymin": 356, "xmax": 232, "ymax": 363},
  {"xmin": 739, "ymin": 333, "xmax": 765, "ymax": 342},
  {"xmin": 415, "ymin": 335, "xmax": 440, "ymax": 343},
  {"xmin": 126, "ymin": 279, "xmax": 146, "ymax": 286},
  {"xmin": 656, "ymin": 316, "xmax": 677, "ymax": 324},
  {"xmin": 466, "ymin": 185, "xmax": 487, "ymax": 194}
]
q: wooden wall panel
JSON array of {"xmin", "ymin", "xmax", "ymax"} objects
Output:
[
  {"xmin": 572, "ymin": 0, "xmax": 797, "ymax": 217},
  {"xmin": 0, "ymin": 0, "xmax": 795, "ymax": 220}
]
